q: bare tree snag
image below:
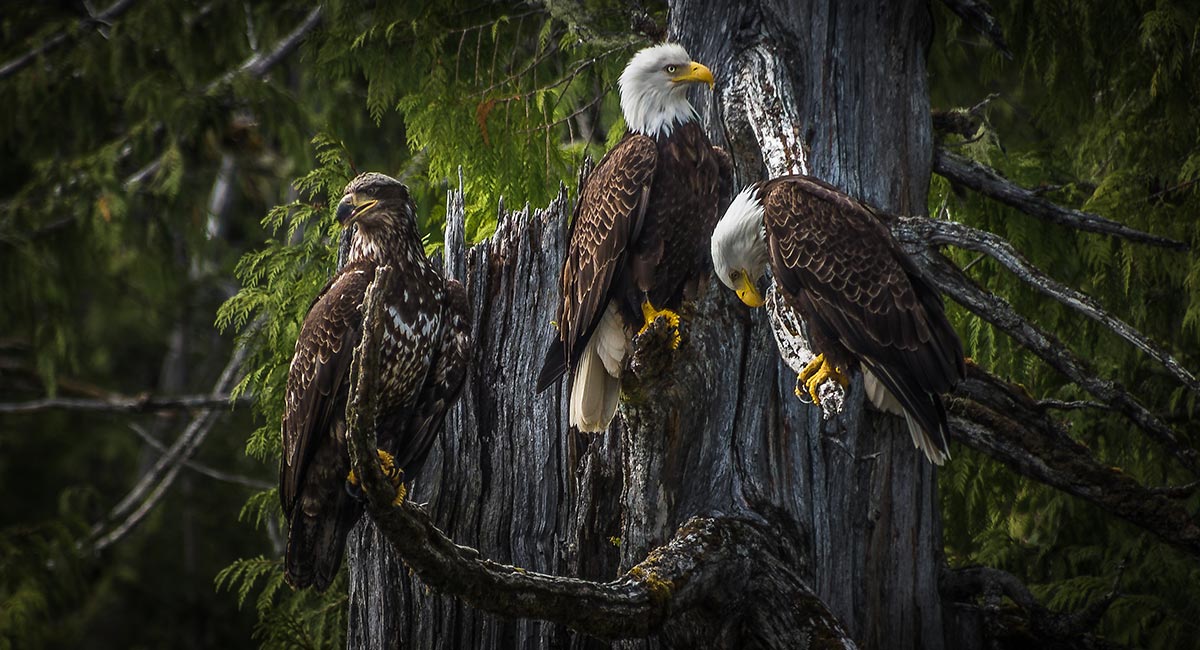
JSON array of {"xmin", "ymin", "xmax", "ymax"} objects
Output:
[
  {"xmin": 335, "ymin": 2, "xmax": 1192, "ymax": 648},
  {"xmin": 680, "ymin": 1, "xmax": 949, "ymax": 647},
  {"xmin": 342, "ymin": 181, "xmax": 856, "ymax": 649}
]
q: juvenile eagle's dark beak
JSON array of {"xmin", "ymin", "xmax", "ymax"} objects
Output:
[{"xmin": 335, "ymin": 196, "xmax": 378, "ymax": 225}]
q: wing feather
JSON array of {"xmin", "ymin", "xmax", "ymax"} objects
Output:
[
  {"xmin": 280, "ymin": 265, "xmax": 373, "ymax": 517},
  {"xmin": 763, "ymin": 175, "xmax": 965, "ymax": 451},
  {"xmin": 537, "ymin": 134, "xmax": 657, "ymax": 391},
  {"xmin": 391, "ymin": 278, "xmax": 473, "ymax": 472}
]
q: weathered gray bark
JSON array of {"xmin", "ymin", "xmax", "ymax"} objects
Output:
[
  {"xmin": 346, "ymin": 1, "xmax": 946, "ymax": 648},
  {"xmin": 676, "ymin": 1, "xmax": 946, "ymax": 647}
]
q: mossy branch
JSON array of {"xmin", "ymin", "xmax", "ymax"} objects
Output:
[
  {"xmin": 905, "ymin": 216, "xmax": 1200, "ymax": 398},
  {"xmin": 946, "ymin": 365, "xmax": 1200, "ymax": 558},
  {"xmin": 355, "ymin": 497, "xmax": 853, "ymax": 643},
  {"xmin": 890, "ymin": 231, "xmax": 1199, "ymax": 475},
  {"xmin": 345, "ymin": 265, "xmax": 393, "ymax": 511},
  {"xmin": 933, "ymin": 147, "xmax": 1189, "ymax": 250}
]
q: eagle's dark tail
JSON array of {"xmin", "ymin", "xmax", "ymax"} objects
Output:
[
  {"xmin": 863, "ymin": 362, "xmax": 953, "ymax": 465},
  {"xmin": 536, "ymin": 340, "xmax": 567, "ymax": 393},
  {"xmin": 284, "ymin": 491, "xmax": 363, "ymax": 592}
]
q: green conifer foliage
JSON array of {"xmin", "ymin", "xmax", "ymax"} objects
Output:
[
  {"xmin": 930, "ymin": 2, "xmax": 1200, "ymax": 647},
  {"xmin": 5, "ymin": 0, "xmax": 1197, "ymax": 647}
]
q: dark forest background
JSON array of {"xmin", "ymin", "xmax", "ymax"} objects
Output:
[{"xmin": 2, "ymin": 1, "xmax": 1198, "ymax": 648}]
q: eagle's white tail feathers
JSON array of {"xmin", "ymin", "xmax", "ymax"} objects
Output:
[
  {"xmin": 863, "ymin": 369, "xmax": 904, "ymax": 416},
  {"xmin": 594, "ymin": 304, "xmax": 631, "ymax": 377},
  {"xmin": 569, "ymin": 305, "xmax": 628, "ymax": 432},
  {"xmin": 904, "ymin": 411, "xmax": 949, "ymax": 466},
  {"xmin": 863, "ymin": 369, "xmax": 948, "ymax": 465}
]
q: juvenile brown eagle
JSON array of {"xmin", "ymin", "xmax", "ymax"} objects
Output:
[
  {"xmin": 281, "ymin": 172, "xmax": 471, "ymax": 590},
  {"xmin": 536, "ymin": 43, "xmax": 732, "ymax": 431},
  {"xmin": 711, "ymin": 176, "xmax": 965, "ymax": 464}
]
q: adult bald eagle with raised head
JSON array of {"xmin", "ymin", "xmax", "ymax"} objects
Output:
[
  {"xmin": 536, "ymin": 43, "xmax": 732, "ymax": 431},
  {"xmin": 711, "ymin": 176, "xmax": 965, "ymax": 464},
  {"xmin": 281, "ymin": 172, "xmax": 471, "ymax": 591}
]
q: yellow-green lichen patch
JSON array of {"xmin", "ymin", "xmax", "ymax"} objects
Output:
[{"xmin": 628, "ymin": 565, "xmax": 673, "ymax": 604}]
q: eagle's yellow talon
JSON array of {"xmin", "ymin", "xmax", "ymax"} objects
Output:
[
  {"xmin": 638, "ymin": 301, "xmax": 682, "ymax": 350},
  {"xmin": 793, "ymin": 374, "xmax": 808, "ymax": 401},
  {"xmin": 797, "ymin": 354, "xmax": 849, "ymax": 405},
  {"xmin": 347, "ymin": 449, "xmax": 406, "ymax": 506}
]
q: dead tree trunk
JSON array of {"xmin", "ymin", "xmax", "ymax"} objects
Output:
[
  {"xmin": 676, "ymin": 1, "xmax": 946, "ymax": 647},
  {"xmin": 346, "ymin": 1, "xmax": 945, "ymax": 648}
]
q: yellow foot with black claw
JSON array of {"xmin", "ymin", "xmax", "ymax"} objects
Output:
[
  {"xmin": 347, "ymin": 449, "xmax": 407, "ymax": 507},
  {"xmin": 638, "ymin": 300, "xmax": 681, "ymax": 350},
  {"xmin": 797, "ymin": 353, "xmax": 849, "ymax": 405},
  {"xmin": 793, "ymin": 373, "xmax": 807, "ymax": 402}
]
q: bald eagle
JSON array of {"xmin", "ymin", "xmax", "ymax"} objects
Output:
[
  {"xmin": 711, "ymin": 176, "xmax": 965, "ymax": 464},
  {"xmin": 281, "ymin": 172, "xmax": 471, "ymax": 590},
  {"xmin": 536, "ymin": 43, "xmax": 732, "ymax": 431}
]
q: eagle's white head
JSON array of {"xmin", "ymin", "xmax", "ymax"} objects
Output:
[
  {"xmin": 619, "ymin": 43, "xmax": 714, "ymax": 138},
  {"xmin": 712, "ymin": 185, "xmax": 770, "ymax": 307}
]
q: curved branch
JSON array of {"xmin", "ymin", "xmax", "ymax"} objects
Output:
[
  {"xmin": 344, "ymin": 261, "xmax": 855, "ymax": 646},
  {"xmin": 942, "ymin": 564, "xmax": 1125, "ymax": 646},
  {"xmin": 947, "ymin": 366, "xmax": 1200, "ymax": 558},
  {"xmin": 937, "ymin": 0, "xmax": 1012, "ymax": 59},
  {"xmin": 0, "ymin": 392, "xmax": 250, "ymax": 414},
  {"xmin": 124, "ymin": 7, "xmax": 323, "ymax": 189},
  {"xmin": 89, "ymin": 344, "xmax": 248, "ymax": 552},
  {"xmin": 933, "ymin": 148, "xmax": 1189, "ymax": 250},
  {"xmin": 908, "ymin": 216, "xmax": 1200, "ymax": 397},
  {"xmin": 0, "ymin": 0, "xmax": 139, "ymax": 81},
  {"xmin": 352, "ymin": 494, "xmax": 854, "ymax": 643}
]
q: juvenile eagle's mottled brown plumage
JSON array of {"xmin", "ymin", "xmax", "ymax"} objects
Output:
[
  {"xmin": 761, "ymin": 175, "xmax": 965, "ymax": 458},
  {"xmin": 280, "ymin": 173, "xmax": 471, "ymax": 591}
]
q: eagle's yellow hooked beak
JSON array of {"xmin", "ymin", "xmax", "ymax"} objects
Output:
[
  {"xmin": 673, "ymin": 61, "xmax": 715, "ymax": 89},
  {"xmin": 735, "ymin": 273, "xmax": 765, "ymax": 308}
]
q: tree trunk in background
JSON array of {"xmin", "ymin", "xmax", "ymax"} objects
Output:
[{"xmin": 346, "ymin": 1, "xmax": 946, "ymax": 648}]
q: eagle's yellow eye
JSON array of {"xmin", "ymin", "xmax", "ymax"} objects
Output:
[
  {"xmin": 666, "ymin": 64, "xmax": 677, "ymax": 74},
  {"xmin": 729, "ymin": 270, "xmax": 741, "ymax": 282}
]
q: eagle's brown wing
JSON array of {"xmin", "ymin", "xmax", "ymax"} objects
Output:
[
  {"xmin": 762, "ymin": 175, "xmax": 964, "ymax": 451},
  {"xmin": 279, "ymin": 264, "xmax": 372, "ymax": 519},
  {"xmin": 390, "ymin": 277, "xmax": 472, "ymax": 473},
  {"xmin": 536, "ymin": 134, "xmax": 657, "ymax": 390}
]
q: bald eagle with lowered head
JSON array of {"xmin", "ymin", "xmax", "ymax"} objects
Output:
[
  {"xmin": 711, "ymin": 176, "xmax": 965, "ymax": 464},
  {"xmin": 536, "ymin": 43, "xmax": 732, "ymax": 431},
  {"xmin": 281, "ymin": 172, "xmax": 471, "ymax": 591}
]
